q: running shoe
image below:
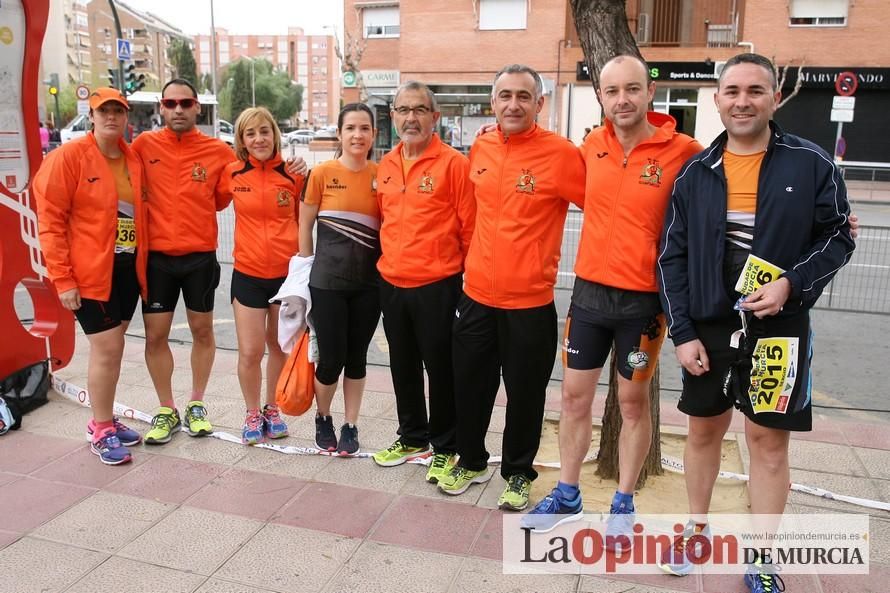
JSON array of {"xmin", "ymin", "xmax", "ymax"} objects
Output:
[
  {"xmin": 90, "ymin": 428, "xmax": 133, "ymax": 465},
  {"xmin": 337, "ymin": 423, "xmax": 360, "ymax": 456},
  {"xmin": 520, "ymin": 487, "xmax": 584, "ymax": 532},
  {"xmin": 242, "ymin": 409, "xmax": 265, "ymax": 445},
  {"xmin": 86, "ymin": 417, "xmax": 142, "ymax": 447},
  {"xmin": 744, "ymin": 559, "xmax": 785, "ymax": 593},
  {"xmin": 437, "ymin": 466, "xmax": 492, "ymax": 495},
  {"xmin": 498, "ymin": 474, "xmax": 532, "ymax": 511},
  {"xmin": 658, "ymin": 520, "xmax": 712, "ymax": 576},
  {"xmin": 314, "ymin": 414, "xmax": 337, "ymax": 451},
  {"xmin": 183, "ymin": 401, "xmax": 213, "ymax": 437},
  {"xmin": 604, "ymin": 500, "xmax": 636, "ymax": 552},
  {"xmin": 262, "ymin": 403, "xmax": 289, "ymax": 439},
  {"xmin": 144, "ymin": 406, "xmax": 181, "ymax": 445},
  {"xmin": 373, "ymin": 439, "xmax": 430, "ymax": 467},
  {"xmin": 425, "ymin": 452, "xmax": 457, "ymax": 483}
]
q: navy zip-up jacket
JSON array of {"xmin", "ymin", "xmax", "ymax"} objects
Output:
[{"xmin": 657, "ymin": 122, "xmax": 855, "ymax": 346}]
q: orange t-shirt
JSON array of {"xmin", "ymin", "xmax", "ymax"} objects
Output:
[{"xmin": 724, "ymin": 149, "xmax": 764, "ymax": 252}]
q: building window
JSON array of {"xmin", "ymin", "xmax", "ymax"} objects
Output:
[
  {"xmin": 479, "ymin": 0, "xmax": 527, "ymax": 31},
  {"xmin": 363, "ymin": 7, "xmax": 400, "ymax": 38},
  {"xmin": 789, "ymin": 0, "xmax": 848, "ymax": 26}
]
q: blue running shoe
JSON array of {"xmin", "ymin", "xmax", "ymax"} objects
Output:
[
  {"xmin": 744, "ymin": 560, "xmax": 786, "ymax": 593},
  {"xmin": 604, "ymin": 501, "xmax": 635, "ymax": 552},
  {"xmin": 87, "ymin": 417, "xmax": 142, "ymax": 447},
  {"xmin": 520, "ymin": 487, "xmax": 583, "ymax": 533},
  {"xmin": 658, "ymin": 520, "xmax": 712, "ymax": 576},
  {"xmin": 90, "ymin": 429, "xmax": 133, "ymax": 465},
  {"xmin": 242, "ymin": 410, "xmax": 265, "ymax": 445},
  {"xmin": 262, "ymin": 404, "xmax": 289, "ymax": 439}
]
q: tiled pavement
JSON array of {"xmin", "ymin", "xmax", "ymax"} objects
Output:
[{"xmin": 1, "ymin": 334, "xmax": 889, "ymax": 593}]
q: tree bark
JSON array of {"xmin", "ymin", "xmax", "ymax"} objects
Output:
[
  {"xmin": 569, "ymin": 0, "xmax": 643, "ymax": 93},
  {"xmin": 570, "ymin": 0, "xmax": 663, "ymax": 487}
]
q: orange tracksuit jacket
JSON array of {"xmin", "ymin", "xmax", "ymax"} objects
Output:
[
  {"xmin": 219, "ymin": 154, "xmax": 305, "ymax": 279},
  {"xmin": 34, "ymin": 132, "xmax": 148, "ymax": 300},
  {"xmin": 576, "ymin": 112, "xmax": 703, "ymax": 292},
  {"xmin": 465, "ymin": 124, "xmax": 585, "ymax": 309},
  {"xmin": 376, "ymin": 134, "xmax": 476, "ymax": 288},
  {"xmin": 131, "ymin": 127, "xmax": 234, "ymax": 255}
]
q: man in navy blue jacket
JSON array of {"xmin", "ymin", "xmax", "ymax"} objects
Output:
[{"xmin": 657, "ymin": 53, "xmax": 855, "ymax": 592}]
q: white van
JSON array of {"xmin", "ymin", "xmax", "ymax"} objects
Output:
[{"xmin": 60, "ymin": 114, "xmax": 90, "ymax": 144}]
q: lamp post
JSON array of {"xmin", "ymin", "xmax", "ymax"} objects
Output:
[{"xmin": 242, "ymin": 56, "xmax": 256, "ymax": 107}]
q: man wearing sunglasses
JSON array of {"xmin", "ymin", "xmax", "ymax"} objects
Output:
[{"xmin": 131, "ymin": 78, "xmax": 238, "ymax": 445}]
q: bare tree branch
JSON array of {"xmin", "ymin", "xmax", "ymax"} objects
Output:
[{"xmin": 772, "ymin": 56, "xmax": 806, "ymax": 110}]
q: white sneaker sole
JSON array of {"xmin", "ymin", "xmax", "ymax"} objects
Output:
[{"xmin": 438, "ymin": 468, "xmax": 492, "ymax": 495}]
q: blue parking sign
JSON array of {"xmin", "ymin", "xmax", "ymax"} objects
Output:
[{"xmin": 116, "ymin": 38, "xmax": 131, "ymax": 60}]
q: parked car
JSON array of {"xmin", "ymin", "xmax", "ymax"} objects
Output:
[
  {"xmin": 218, "ymin": 119, "xmax": 235, "ymax": 147},
  {"xmin": 285, "ymin": 129, "xmax": 316, "ymax": 145},
  {"xmin": 60, "ymin": 114, "xmax": 90, "ymax": 144},
  {"xmin": 314, "ymin": 126, "xmax": 337, "ymax": 139}
]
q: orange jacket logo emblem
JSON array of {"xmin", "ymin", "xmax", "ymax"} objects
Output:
[
  {"xmin": 516, "ymin": 169, "xmax": 536, "ymax": 194},
  {"xmin": 639, "ymin": 159, "xmax": 662, "ymax": 187},
  {"xmin": 191, "ymin": 162, "xmax": 207, "ymax": 182},
  {"xmin": 276, "ymin": 189, "xmax": 293, "ymax": 207},
  {"xmin": 418, "ymin": 171, "xmax": 434, "ymax": 194}
]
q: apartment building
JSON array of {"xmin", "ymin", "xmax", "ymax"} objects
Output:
[
  {"xmin": 42, "ymin": 0, "xmax": 92, "ymax": 87},
  {"xmin": 193, "ymin": 28, "xmax": 339, "ymax": 127},
  {"xmin": 343, "ymin": 0, "xmax": 888, "ymax": 160},
  {"xmin": 86, "ymin": 0, "xmax": 188, "ymax": 90}
]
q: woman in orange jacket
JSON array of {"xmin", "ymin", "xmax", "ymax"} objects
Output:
[
  {"xmin": 220, "ymin": 107, "xmax": 305, "ymax": 445},
  {"xmin": 34, "ymin": 88, "xmax": 148, "ymax": 465}
]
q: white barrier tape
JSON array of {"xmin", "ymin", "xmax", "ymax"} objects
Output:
[{"xmin": 50, "ymin": 376, "xmax": 890, "ymax": 511}]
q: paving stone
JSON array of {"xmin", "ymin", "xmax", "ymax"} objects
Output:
[
  {"xmin": 65, "ymin": 556, "xmax": 205, "ymax": 593},
  {"xmin": 0, "ymin": 537, "xmax": 106, "ymax": 593},
  {"xmin": 322, "ymin": 541, "xmax": 462, "ymax": 593}
]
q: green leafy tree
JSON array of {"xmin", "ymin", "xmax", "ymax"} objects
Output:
[
  {"xmin": 56, "ymin": 85, "xmax": 78, "ymax": 123},
  {"xmin": 199, "ymin": 72, "xmax": 214, "ymax": 94},
  {"xmin": 166, "ymin": 37, "xmax": 198, "ymax": 86},
  {"xmin": 218, "ymin": 59, "xmax": 302, "ymax": 124}
]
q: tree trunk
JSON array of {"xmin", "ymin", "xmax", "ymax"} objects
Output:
[
  {"xmin": 594, "ymin": 357, "xmax": 663, "ymax": 488},
  {"xmin": 571, "ymin": 0, "xmax": 663, "ymax": 488},
  {"xmin": 569, "ymin": 0, "xmax": 643, "ymax": 93}
]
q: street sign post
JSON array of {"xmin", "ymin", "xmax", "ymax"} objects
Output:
[
  {"xmin": 75, "ymin": 84, "xmax": 89, "ymax": 100},
  {"xmin": 116, "ymin": 38, "xmax": 131, "ymax": 61},
  {"xmin": 831, "ymin": 75, "xmax": 857, "ymax": 160}
]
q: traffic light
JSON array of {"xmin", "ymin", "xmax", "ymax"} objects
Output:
[
  {"xmin": 44, "ymin": 72, "xmax": 60, "ymax": 95},
  {"xmin": 107, "ymin": 68, "xmax": 120, "ymax": 89},
  {"xmin": 123, "ymin": 63, "xmax": 145, "ymax": 94}
]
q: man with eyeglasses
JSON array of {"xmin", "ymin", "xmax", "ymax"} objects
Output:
[
  {"xmin": 371, "ymin": 81, "xmax": 476, "ymax": 485},
  {"xmin": 437, "ymin": 65, "xmax": 586, "ymax": 513},
  {"xmin": 130, "ymin": 78, "xmax": 238, "ymax": 445}
]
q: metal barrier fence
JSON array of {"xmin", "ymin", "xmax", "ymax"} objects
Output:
[
  {"xmin": 217, "ymin": 197, "xmax": 888, "ymax": 316},
  {"xmin": 838, "ymin": 161, "xmax": 890, "ymax": 204}
]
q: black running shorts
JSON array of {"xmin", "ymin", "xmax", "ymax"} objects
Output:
[
  {"xmin": 74, "ymin": 253, "xmax": 140, "ymax": 335},
  {"xmin": 142, "ymin": 251, "xmax": 220, "ymax": 314},
  {"xmin": 230, "ymin": 269, "xmax": 285, "ymax": 309}
]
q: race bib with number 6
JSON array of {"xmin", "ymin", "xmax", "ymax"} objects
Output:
[
  {"xmin": 734, "ymin": 254, "xmax": 785, "ymax": 296},
  {"xmin": 748, "ymin": 336, "xmax": 799, "ymax": 414},
  {"xmin": 115, "ymin": 217, "xmax": 136, "ymax": 253}
]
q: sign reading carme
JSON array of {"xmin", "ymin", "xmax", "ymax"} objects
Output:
[
  {"xmin": 835, "ymin": 71, "xmax": 858, "ymax": 96},
  {"xmin": 75, "ymin": 84, "xmax": 90, "ymax": 100},
  {"xmin": 116, "ymin": 38, "xmax": 131, "ymax": 60}
]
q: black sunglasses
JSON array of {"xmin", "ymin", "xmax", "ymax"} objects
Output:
[{"xmin": 160, "ymin": 98, "xmax": 197, "ymax": 109}]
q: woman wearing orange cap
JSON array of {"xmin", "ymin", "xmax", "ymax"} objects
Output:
[
  {"xmin": 34, "ymin": 87, "xmax": 148, "ymax": 465},
  {"xmin": 218, "ymin": 107, "xmax": 305, "ymax": 445}
]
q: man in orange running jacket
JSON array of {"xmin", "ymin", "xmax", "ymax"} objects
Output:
[
  {"xmin": 371, "ymin": 81, "xmax": 475, "ymax": 483},
  {"xmin": 131, "ymin": 78, "xmax": 235, "ymax": 444},
  {"xmin": 519, "ymin": 56, "xmax": 703, "ymax": 540},
  {"xmin": 437, "ymin": 65, "xmax": 585, "ymax": 511}
]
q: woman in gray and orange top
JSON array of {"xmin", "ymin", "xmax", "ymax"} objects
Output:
[
  {"xmin": 219, "ymin": 107, "xmax": 305, "ymax": 445},
  {"xmin": 34, "ymin": 87, "xmax": 147, "ymax": 466},
  {"xmin": 299, "ymin": 103, "xmax": 381, "ymax": 456}
]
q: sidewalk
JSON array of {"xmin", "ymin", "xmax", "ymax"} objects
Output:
[{"xmin": 1, "ymin": 333, "xmax": 888, "ymax": 593}]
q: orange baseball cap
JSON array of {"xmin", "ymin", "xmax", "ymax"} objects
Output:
[{"xmin": 88, "ymin": 87, "xmax": 129, "ymax": 111}]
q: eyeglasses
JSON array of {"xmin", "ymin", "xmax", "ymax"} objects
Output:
[
  {"xmin": 393, "ymin": 105, "xmax": 432, "ymax": 116},
  {"xmin": 160, "ymin": 98, "xmax": 197, "ymax": 109}
]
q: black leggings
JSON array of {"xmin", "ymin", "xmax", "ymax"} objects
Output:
[{"xmin": 309, "ymin": 286, "xmax": 381, "ymax": 385}]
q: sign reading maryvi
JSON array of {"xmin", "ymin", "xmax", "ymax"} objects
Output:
[
  {"xmin": 734, "ymin": 254, "xmax": 785, "ymax": 296},
  {"xmin": 749, "ymin": 336, "xmax": 798, "ymax": 414}
]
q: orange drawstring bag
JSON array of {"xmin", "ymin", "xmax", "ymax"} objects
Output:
[{"xmin": 275, "ymin": 329, "xmax": 315, "ymax": 416}]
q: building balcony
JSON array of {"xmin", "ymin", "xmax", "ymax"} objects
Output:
[{"xmin": 629, "ymin": 0, "xmax": 741, "ymax": 48}]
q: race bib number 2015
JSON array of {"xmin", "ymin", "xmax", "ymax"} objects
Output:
[
  {"xmin": 749, "ymin": 337, "xmax": 799, "ymax": 414},
  {"xmin": 735, "ymin": 254, "xmax": 785, "ymax": 296}
]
